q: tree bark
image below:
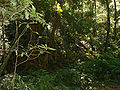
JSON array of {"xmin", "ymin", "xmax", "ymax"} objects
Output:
[
  {"xmin": 30, "ymin": 0, "xmax": 43, "ymax": 45},
  {"xmin": 104, "ymin": 0, "xmax": 111, "ymax": 51},
  {"xmin": 113, "ymin": 0, "xmax": 117, "ymax": 40},
  {"xmin": 93, "ymin": 0, "xmax": 96, "ymax": 37}
]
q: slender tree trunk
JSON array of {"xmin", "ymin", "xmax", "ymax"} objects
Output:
[
  {"xmin": 2, "ymin": 25, "xmax": 5, "ymax": 60},
  {"xmin": 93, "ymin": 0, "xmax": 96, "ymax": 37},
  {"xmin": 50, "ymin": 0, "xmax": 61, "ymax": 46},
  {"xmin": 113, "ymin": 0, "xmax": 117, "ymax": 40},
  {"xmin": 89, "ymin": 0, "xmax": 96, "ymax": 51},
  {"xmin": 104, "ymin": 0, "xmax": 111, "ymax": 51},
  {"xmin": 81, "ymin": 0, "xmax": 83, "ymax": 17}
]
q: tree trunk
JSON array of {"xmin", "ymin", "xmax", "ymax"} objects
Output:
[
  {"xmin": 93, "ymin": 0, "xmax": 96, "ymax": 37},
  {"xmin": 104, "ymin": 0, "xmax": 111, "ymax": 51},
  {"xmin": 30, "ymin": 0, "xmax": 43, "ymax": 45},
  {"xmin": 113, "ymin": 0, "xmax": 117, "ymax": 40}
]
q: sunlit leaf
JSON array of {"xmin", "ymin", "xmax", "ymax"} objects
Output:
[
  {"xmin": 25, "ymin": 10, "xmax": 29, "ymax": 20},
  {"xmin": 31, "ymin": 5, "xmax": 36, "ymax": 14},
  {"xmin": 28, "ymin": 0, "xmax": 33, "ymax": 4},
  {"xmin": 11, "ymin": 0, "xmax": 16, "ymax": 3},
  {"xmin": 40, "ymin": 50, "xmax": 44, "ymax": 54},
  {"xmin": 27, "ymin": 24, "xmax": 30, "ymax": 28},
  {"xmin": 38, "ymin": 36, "xmax": 42, "ymax": 38},
  {"xmin": 25, "ymin": 53, "xmax": 29, "ymax": 58},
  {"xmin": 21, "ymin": 52, "xmax": 24, "ymax": 57}
]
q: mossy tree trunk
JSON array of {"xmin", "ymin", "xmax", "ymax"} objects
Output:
[
  {"xmin": 113, "ymin": 0, "xmax": 117, "ymax": 40},
  {"xmin": 104, "ymin": 0, "xmax": 111, "ymax": 52}
]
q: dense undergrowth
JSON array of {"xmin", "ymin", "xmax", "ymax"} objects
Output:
[
  {"xmin": 1, "ymin": 0, "xmax": 120, "ymax": 90},
  {"xmin": 0, "ymin": 58, "xmax": 120, "ymax": 90}
]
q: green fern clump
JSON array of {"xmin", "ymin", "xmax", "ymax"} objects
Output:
[{"xmin": 22, "ymin": 68, "xmax": 95, "ymax": 90}]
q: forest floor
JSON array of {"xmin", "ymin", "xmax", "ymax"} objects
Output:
[{"xmin": 97, "ymin": 82, "xmax": 120, "ymax": 90}]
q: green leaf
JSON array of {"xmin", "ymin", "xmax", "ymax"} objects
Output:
[
  {"xmin": 38, "ymin": 36, "xmax": 42, "ymax": 38},
  {"xmin": 19, "ymin": 22, "xmax": 27, "ymax": 27},
  {"xmin": 28, "ymin": 0, "xmax": 33, "ymax": 4},
  {"xmin": 21, "ymin": 52, "xmax": 24, "ymax": 57},
  {"xmin": 27, "ymin": 24, "xmax": 30, "ymax": 28},
  {"xmin": 47, "ymin": 47, "xmax": 56, "ymax": 51},
  {"xmin": 35, "ymin": 32, "xmax": 39, "ymax": 35},
  {"xmin": 25, "ymin": 53, "xmax": 29, "ymax": 58},
  {"xmin": 31, "ymin": 5, "xmax": 36, "ymax": 14},
  {"xmin": 30, "ymin": 47, "xmax": 33, "ymax": 50},
  {"xmin": 25, "ymin": 10, "xmax": 29, "ymax": 20},
  {"xmin": 11, "ymin": 0, "xmax": 16, "ymax": 3},
  {"xmin": 40, "ymin": 50, "xmax": 44, "ymax": 54},
  {"xmin": 1, "ymin": 11, "xmax": 5, "ymax": 16}
]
